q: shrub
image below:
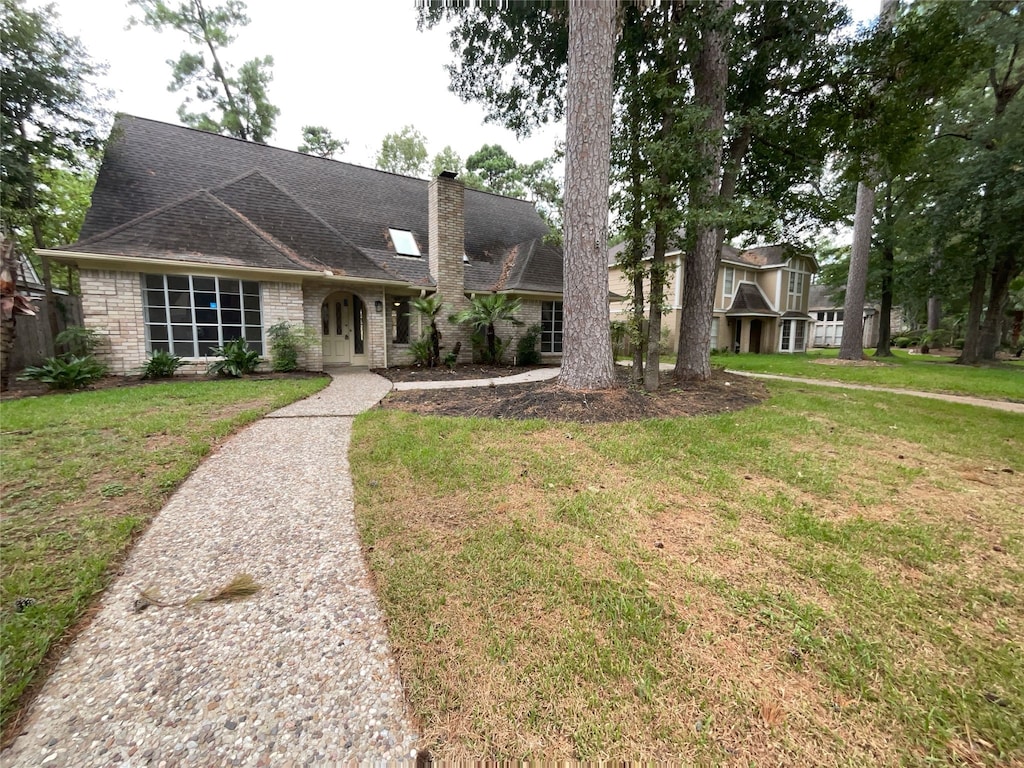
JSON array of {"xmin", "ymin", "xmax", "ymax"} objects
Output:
[
  {"xmin": 140, "ymin": 350, "xmax": 185, "ymax": 379},
  {"xmin": 409, "ymin": 336, "xmax": 434, "ymax": 367},
  {"xmin": 894, "ymin": 336, "xmax": 912, "ymax": 348},
  {"xmin": 516, "ymin": 324, "xmax": 542, "ymax": 366},
  {"xmin": 267, "ymin": 321, "xmax": 317, "ymax": 372},
  {"xmin": 207, "ymin": 338, "xmax": 261, "ymax": 377},
  {"xmin": 54, "ymin": 326, "xmax": 103, "ymax": 357},
  {"xmin": 19, "ymin": 355, "xmax": 107, "ymax": 390}
]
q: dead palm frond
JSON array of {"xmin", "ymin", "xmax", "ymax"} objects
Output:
[{"xmin": 133, "ymin": 573, "xmax": 262, "ymax": 612}]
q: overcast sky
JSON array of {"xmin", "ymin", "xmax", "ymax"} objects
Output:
[{"xmin": 44, "ymin": 0, "xmax": 882, "ymax": 171}]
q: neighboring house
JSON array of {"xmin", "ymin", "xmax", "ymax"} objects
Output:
[
  {"xmin": 41, "ymin": 115, "xmax": 564, "ymax": 375},
  {"xmin": 608, "ymin": 241, "xmax": 818, "ymax": 354},
  {"xmin": 807, "ymin": 284, "xmax": 909, "ymax": 349}
]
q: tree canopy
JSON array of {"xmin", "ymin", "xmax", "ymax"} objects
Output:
[
  {"xmin": 298, "ymin": 125, "xmax": 347, "ymax": 159},
  {"xmin": 128, "ymin": 0, "xmax": 279, "ymax": 142}
]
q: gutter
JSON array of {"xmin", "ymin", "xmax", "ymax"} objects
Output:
[{"xmin": 40, "ymin": 249, "xmax": 409, "ymax": 287}]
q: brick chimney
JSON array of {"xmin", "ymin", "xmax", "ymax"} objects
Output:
[{"xmin": 429, "ymin": 171, "xmax": 470, "ymax": 359}]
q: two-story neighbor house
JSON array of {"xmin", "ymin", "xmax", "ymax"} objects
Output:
[
  {"xmin": 608, "ymin": 242, "xmax": 818, "ymax": 354},
  {"xmin": 40, "ymin": 115, "xmax": 565, "ymax": 375}
]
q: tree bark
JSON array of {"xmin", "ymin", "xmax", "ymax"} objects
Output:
[
  {"xmin": 839, "ymin": 181, "xmax": 875, "ymax": 360},
  {"xmin": 643, "ymin": 216, "xmax": 668, "ymax": 392},
  {"xmin": 674, "ymin": 0, "xmax": 731, "ymax": 382},
  {"xmin": 957, "ymin": 255, "xmax": 988, "ymax": 365},
  {"xmin": 979, "ymin": 248, "xmax": 1017, "ymax": 359},
  {"xmin": 874, "ymin": 188, "xmax": 894, "ymax": 357},
  {"xmin": 926, "ymin": 296, "xmax": 942, "ymax": 333},
  {"xmin": 558, "ymin": 0, "xmax": 618, "ymax": 390}
]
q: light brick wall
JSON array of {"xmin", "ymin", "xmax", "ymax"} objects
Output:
[
  {"xmin": 79, "ymin": 269, "xmax": 146, "ymax": 376},
  {"xmin": 428, "ymin": 175, "xmax": 471, "ymax": 362},
  {"xmin": 262, "ymin": 280, "xmax": 307, "ymax": 369}
]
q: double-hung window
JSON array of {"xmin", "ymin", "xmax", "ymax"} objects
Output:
[
  {"xmin": 541, "ymin": 301, "xmax": 563, "ymax": 353},
  {"xmin": 143, "ymin": 274, "xmax": 263, "ymax": 356}
]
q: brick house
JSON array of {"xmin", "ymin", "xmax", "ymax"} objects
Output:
[
  {"xmin": 608, "ymin": 242, "xmax": 818, "ymax": 354},
  {"xmin": 41, "ymin": 115, "xmax": 565, "ymax": 375}
]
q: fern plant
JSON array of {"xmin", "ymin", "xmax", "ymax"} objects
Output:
[
  {"xmin": 140, "ymin": 350, "xmax": 185, "ymax": 378},
  {"xmin": 207, "ymin": 338, "xmax": 261, "ymax": 377}
]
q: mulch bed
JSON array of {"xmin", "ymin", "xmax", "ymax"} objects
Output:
[{"xmin": 377, "ymin": 366, "xmax": 767, "ymax": 422}]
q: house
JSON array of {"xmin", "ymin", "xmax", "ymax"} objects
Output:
[
  {"xmin": 807, "ymin": 284, "xmax": 909, "ymax": 349},
  {"xmin": 608, "ymin": 241, "xmax": 818, "ymax": 354},
  {"xmin": 41, "ymin": 115, "xmax": 565, "ymax": 375}
]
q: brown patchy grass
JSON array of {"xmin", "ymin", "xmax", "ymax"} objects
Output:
[{"xmin": 352, "ymin": 381, "xmax": 1024, "ymax": 765}]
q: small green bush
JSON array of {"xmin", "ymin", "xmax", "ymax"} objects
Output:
[
  {"xmin": 140, "ymin": 350, "xmax": 185, "ymax": 378},
  {"xmin": 207, "ymin": 338, "xmax": 261, "ymax": 377},
  {"xmin": 516, "ymin": 324, "xmax": 542, "ymax": 366},
  {"xmin": 894, "ymin": 336, "xmax": 912, "ymax": 348},
  {"xmin": 409, "ymin": 336, "xmax": 434, "ymax": 367},
  {"xmin": 54, "ymin": 326, "xmax": 103, "ymax": 357},
  {"xmin": 267, "ymin": 321, "xmax": 317, "ymax": 372},
  {"xmin": 19, "ymin": 355, "xmax": 108, "ymax": 390}
]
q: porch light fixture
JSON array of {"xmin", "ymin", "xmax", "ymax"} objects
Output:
[{"xmin": 374, "ymin": 300, "xmax": 383, "ymax": 313}]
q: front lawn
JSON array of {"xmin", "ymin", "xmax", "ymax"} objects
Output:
[
  {"xmin": 717, "ymin": 349, "xmax": 1024, "ymax": 401},
  {"xmin": 352, "ymin": 382, "xmax": 1023, "ymax": 764},
  {"xmin": 0, "ymin": 376, "xmax": 329, "ymax": 735}
]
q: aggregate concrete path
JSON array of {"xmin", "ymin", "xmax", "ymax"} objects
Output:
[{"xmin": 3, "ymin": 370, "xmax": 418, "ymax": 768}]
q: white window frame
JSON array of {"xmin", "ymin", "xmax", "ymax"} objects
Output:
[
  {"xmin": 723, "ymin": 266, "xmax": 735, "ymax": 298},
  {"xmin": 143, "ymin": 274, "xmax": 263, "ymax": 357},
  {"xmin": 541, "ymin": 301, "xmax": 563, "ymax": 354}
]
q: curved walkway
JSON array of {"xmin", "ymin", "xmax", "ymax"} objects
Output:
[
  {"xmin": 725, "ymin": 370, "xmax": 1024, "ymax": 414},
  {"xmin": 3, "ymin": 370, "xmax": 418, "ymax": 767}
]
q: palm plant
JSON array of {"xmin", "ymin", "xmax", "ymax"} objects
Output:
[
  {"xmin": 450, "ymin": 294, "xmax": 523, "ymax": 364},
  {"xmin": 412, "ymin": 294, "xmax": 446, "ymax": 367}
]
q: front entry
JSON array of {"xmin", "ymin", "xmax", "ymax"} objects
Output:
[
  {"xmin": 749, "ymin": 319, "xmax": 762, "ymax": 354},
  {"xmin": 321, "ymin": 292, "xmax": 367, "ymax": 366}
]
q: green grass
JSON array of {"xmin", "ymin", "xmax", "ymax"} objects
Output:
[
  {"xmin": 712, "ymin": 348, "xmax": 1024, "ymax": 400},
  {"xmin": 352, "ymin": 382, "xmax": 1024, "ymax": 763},
  {"xmin": 0, "ymin": 376, "xmax": 328, "ymax": 732}
]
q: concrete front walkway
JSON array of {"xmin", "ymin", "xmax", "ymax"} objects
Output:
[{"xmin": 3, "ymin": 370, "xmax": 418, "ymax": 767}]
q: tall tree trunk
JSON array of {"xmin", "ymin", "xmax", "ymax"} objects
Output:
[
  {"xmin": 559, "ymin": 0, "xmax": 617, "ymax": 390},
  {"xmin": 622, "ymin": 9, "xmax": 646, "ymax": 387},
  {"xmin": 979, "ymin": 249, "xmax": 1017, "ymax": 360},
  {"xmin": 958, "ymin": 255, "xmax": 988, "ymax": 365},
  {"xmin": 874, "ymin": 187, "xmax": 895, "ymax": 357},
  {"xmin": 643, "ymin": 216, "xmax": 669, "ymax": 392},
  {"xmin": 674, "ymin": 0, "xmax": 731, "ymax": 382},
  {"xmin": 927, "ymin": 297, "xmax": 942, "ymax": 333},
  {"xmin": 839, "ymin": 181, "xmax": 875, "ymax": 360}
]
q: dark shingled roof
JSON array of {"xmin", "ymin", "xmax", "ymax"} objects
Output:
[
  {"xmin": 70, "ymin": 115, "xmax": 561, "ymax": 293},
  {"xmin": 726, "ymin": 283, "xmax": 778, "ymax": 316}
]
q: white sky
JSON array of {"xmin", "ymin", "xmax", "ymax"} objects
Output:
[{"xmin": 44, "ymin": 0, "xmax": 881, "ymax": 172}]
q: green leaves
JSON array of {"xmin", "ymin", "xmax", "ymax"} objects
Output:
[
  {"xmin": 128, "ymin": 0, "xmax": 278, "ymax": 143},
  {"xmin": 374, "ymin": 125, "xmax": 430, "ymax": 177}
]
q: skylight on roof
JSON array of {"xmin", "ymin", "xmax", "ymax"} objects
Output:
[{"xmin": 389, "ymin": 228, "xmax": 420, "ymax": 257}]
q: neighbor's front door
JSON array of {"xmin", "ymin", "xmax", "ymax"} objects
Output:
[{"xmin": 322, "ymin": 293, "xmax": 353, "ymax": 365}]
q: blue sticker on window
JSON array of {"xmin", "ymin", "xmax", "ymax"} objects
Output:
[{"xmin": 209, "ymin": 302, "xmax": 218, "ymax": 308}]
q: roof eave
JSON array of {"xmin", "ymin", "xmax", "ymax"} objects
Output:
[{"xmin": 42, "ymin": 249, "xmax": 410, "ymax": 287}]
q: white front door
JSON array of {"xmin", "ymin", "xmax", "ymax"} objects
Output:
[{"xmin": 322, "ymin": 293, "xmax": 353, "ymax": 365}]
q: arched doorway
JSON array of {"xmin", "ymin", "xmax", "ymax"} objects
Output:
[{"xmin": 321, "ymin": 292, "xmax": 367, "ymax": 366}]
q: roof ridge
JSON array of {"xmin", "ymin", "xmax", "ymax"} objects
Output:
[{"xmin": 210, "ymin": 168, "xmax": 410, "ymax": 282}]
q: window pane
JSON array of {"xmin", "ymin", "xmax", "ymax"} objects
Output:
[
  {"xmin": 242, "ymin": 281, "xmax": 260, "ymax": 296},
  {"xmin": 197, "ymin": 339, "xmax": 219, "ymax": 355},
  {"xmin": 222, "ymin": 326, "xmax": 242, "ymax": 342},
  {"xmin": 146, "ymin": 306, "xmax": 167, "ymax": 324},
  {"xmin": 145, "ymin": 275, "xmax": 164, "ymax": 290},
  {"xmin": 168, "ymin": 290, "xmax": 190, "ymax": 308},
  {"xmin": 321, "ymin": 303, "xmax": 330, "ymax": 335},
  {"xmin": 219, "ymin": 279, "xmax": 240, "ymax": 295},
  {"xmin": 220, "ymin": 309, "xmax": 241, "ymax": 325},
  {"xmin": 147, "ymin": 325, "xmax": 168, "ymax": 341},
  {"xmin": 166, "ymin": 275, "xmax": 189, "ymax": 291},
  {"xmin": 193, "ymin": 276, "xmax": 216, "ymax": 293},
  {"xmin": 150, "ymin": 341, "xmax": 170, "ymax": 352},
  {"xmin": 195, "ymin": 292, "xmax": 217, "ymax": 309},
  {"xmin": 195, "ymin": 308, "xmax": 217, "ymax": 324},
  {"xmin": 389, "ymin": 228, "xmax": 420, "ymax": 257},
  {"xmin": 244, "ymin": 326, "xmax": 262, "ymax": 342},
  {"xmin": 196, "ymin": 325, "xmax": 219, "ymax": 344},
  {"xmin": 220, "ymin": 293, "xmax": 241, "ymax": 309},
  {"xmin": 146, "ymin": 290, "xmax": 166, "ymax": 307},
  {"xmin": 173, "ymin": 340, "xmax": 195, "ymax": 356},
  {"xmin": 244, "ymin": 310, "xmax": 261, "ymax": 326},
  {"xmin": 169, "ymin": 307, "xmax": 191, "ymax": 324},
  {"xmin": 172, "ymin": 325, "xmax": 193, "ymax": 341},
  {"xmin": 836, "ymin": 310, "xmax": 844, "ymax": 321},
  {"xmin": 243, "ymin": 293, "xmax": 260, "ymax": 310}
]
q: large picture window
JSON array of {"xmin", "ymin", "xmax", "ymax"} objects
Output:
[
  {"xmin": 143, "ymin": 274, "xmax": 263, "ymax": 356},
  {"xmin": 541, "ymin": 301, "xmax": 563, "ymax": 353}
]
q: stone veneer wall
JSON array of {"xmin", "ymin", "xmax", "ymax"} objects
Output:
[
  {"xmin": 78, "ymin": 269, "xmax": 147, "ymax": 376},
  {"xmin": 428, "ymin": 176, "xmax": 471, "ymax": 362}
]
